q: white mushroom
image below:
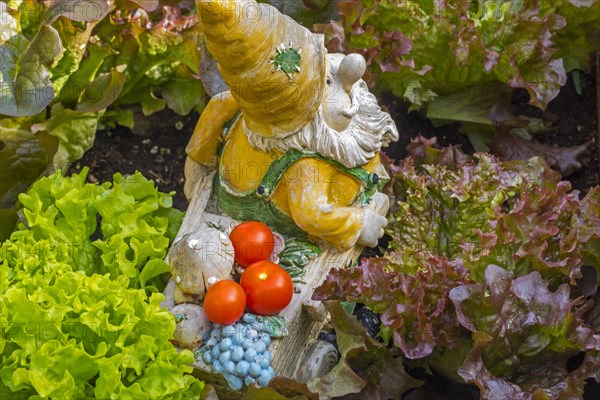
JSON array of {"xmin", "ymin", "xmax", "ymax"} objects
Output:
[
  {"xmin": 160, "ymin": 278, "xmax": 177, "ymax": 310},
  {"xmin": 173, "ymin": 284, "xmax": 202, "ymax": 305},
  {"xmin": 162, "ymin": 278, "xmax": 202, "ymax": 307},
  {"xmin": 169, "ymin": 227, "xmax": 235, "ymax": 298},
  {"xmin": 171, "ymin": 303, "xmax": 211, "ymax": 350}
]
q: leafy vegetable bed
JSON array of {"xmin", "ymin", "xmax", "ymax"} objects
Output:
[
  {"xmin": 0, "ymin": 170, "xmax": 204, "ymax": 398},
  {"xmin": 66, "ymin": 66, "xmax": 599, "ymax": 399},
  {"xmin": 1, "ymin": 1, "xmax": 597, "ymax": 398}
]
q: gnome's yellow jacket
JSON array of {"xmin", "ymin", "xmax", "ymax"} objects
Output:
[{"xmin": 187, "ymin": 93, "xmax": 381, "ymax": 251}]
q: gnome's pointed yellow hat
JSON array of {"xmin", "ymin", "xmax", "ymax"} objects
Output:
[{"xmin": 197, "ymin": 0, "xmax": 326, "ymax": 138}]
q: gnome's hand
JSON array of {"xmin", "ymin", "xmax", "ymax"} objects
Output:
[{"xmin": 357, "ymin": 209, "xmax": 387, "ymax": 248}]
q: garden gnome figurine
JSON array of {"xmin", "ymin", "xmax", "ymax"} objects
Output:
[{"xmin": 186, "ymin": 0, "xmax": 399, "ymax": 251}]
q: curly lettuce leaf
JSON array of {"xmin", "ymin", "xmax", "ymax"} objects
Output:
[
  {"xmin": 31, "ymin": 106, "xmax": 102, "ymax": 171},
  {"xmin": 1, "ymin": 170, "xmax": 199, "ymax": 399},
  {"xmin": 318, "ymin": 0, "xmax": 577, "ymax": 111},
  {"xmin": 13, "ymin": 168, "xmax": 182, "ymax": 288},
  {"xmin": 92, "ymin": 171, "xmax": 183, "ymax": 285},
  {"xmin": 318, "ymin": 0, "xmax": 599, "ymax": 152},
  {"xmin": 575, "ymin": 187, "xmax": 600, "ymax": 277},
  {"xmin": 393, "ymin": 137, "xmax": 586, "ymax": 285},
  {"xmin": 314, "ymin": 256, "xmax": 471, "ymax": 359},
  {"xmin": 449, "ymin": 264, "xmax": 599, "ymax": 399},
  {"xmin": 0, "ymin": 272, "xmax": 203, "ymax": 399}
]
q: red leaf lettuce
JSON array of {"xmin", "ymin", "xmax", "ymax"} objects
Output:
[{"xmin": 314, "ymin": 137, "xmax": 600, "ymax": 398}]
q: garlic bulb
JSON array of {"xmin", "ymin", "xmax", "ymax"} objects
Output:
[{"xmin": 169, "ymin": 226, "xmax": 235, "ymax": 297}]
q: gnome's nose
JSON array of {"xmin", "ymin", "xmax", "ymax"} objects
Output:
[{"xmin": 339, "ymin": 53, "xmax": 366, "ymax": 92}]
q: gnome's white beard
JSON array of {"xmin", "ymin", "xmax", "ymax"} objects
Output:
[{"xmin": 245, "ymin": 81, "xmax": 399, "ymax": 169}]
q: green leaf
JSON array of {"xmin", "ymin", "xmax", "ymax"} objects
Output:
[
  {"xmin": 426, "ymin": 83, "xmax": 506, "ymax": 126},
  {"xmin": 100, "ymin": 107, "xmax": 134, "ymax": 129},
  {"xmin": 459, "ymin": 123, "xmax": 494, "ymax": 153},
  {"xmin": 50, "ymin": 17, "xmax": 98, "ymax": 97},
  {"xmin": 554, "ymin": 0, "xmax": 600, "ymax": 72},
  {"xmin": 0, "ymin": 22, "xmax": 62, "ymax": 116},
  {"xmin": 279, "ymin": 238, "xmax": 322, "ymax": 278},
  {"xmin": 29, "ymin": 341, "xmax": 100, "ymax": 398},
  {"xmin": 47, "ymin": 0, "xmax": 110, "ymax": 22},
  {"xmin": 77, "ymin": 68, "xmax": 126, "ymax": 112},
  {"xmin": 160, "ymin": 73, "xmax": 205, "ymax": 116},
  {"xmin": 341, "ymin": 301, "xmax": 356, "ymax": 315},
  {"xmin": 305, "ymin": 314, "xmax": 366, "ymax": 397},
  {"xmin": 0, "ymin": 121, "xmax": 48, "ymax": 202},
  {"xmin": 0, "ymin": 118, "xmax": 50, "ymax": 239},
  {"xmin": 139, "ymin": 88, "xmax": 167, "ymax": 115},
  {"xmin": 305, "ymin": 301, "xmax": 423, "ymax": 399},
  {"xmin": 251, "ymin": 314, "xmax": 289, "ymax": 338},
  {"xmin": 0, "ymin": 2, "xmax": 19, "ymax": 43},
  {"xmin": 139, "ymin": 258, "xmax": 170, "ymax": 288},
  {"xmin": 31, "ymin": 107, "xmax": 100, "ymax": 171},
  {"xmin": 57, "ymin": 43, "xmax": 116, "ymax": 106}
]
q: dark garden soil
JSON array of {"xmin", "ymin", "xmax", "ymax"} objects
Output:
[
  {"xmin": 382, "ymin": 64, "xmax": 599, "ymax": 195},
  {"xmin": 69, "ymin": 108, "xmax": 199, "ymax": 211},
  {"xmin": 68, "ymin": 67, "xmax": 599, "ymax": 399}
]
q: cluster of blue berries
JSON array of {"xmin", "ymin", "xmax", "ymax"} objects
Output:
[{"xmin": 201, "ymin": 314, "xmax": 275, "ymax": 390}]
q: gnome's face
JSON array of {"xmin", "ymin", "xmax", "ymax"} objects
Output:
[{"xmin": 322, "ymin": 53, "xmax": 367, "ymax": 132}]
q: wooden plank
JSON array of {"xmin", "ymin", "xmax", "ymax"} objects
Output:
[{"xmin": 175, "ymin": 171, "xmax": 215, "ymax": 238}]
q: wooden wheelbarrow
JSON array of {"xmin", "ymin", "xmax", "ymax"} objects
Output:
[{"xmin": 165, "ymin": 166, "xmax": 388, "ymax": 398}]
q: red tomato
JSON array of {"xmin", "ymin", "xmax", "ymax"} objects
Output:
[
  {"xmin": 229, "ymin": 221, "xmax": 275, "ymax": 267},
  {"xmin": 203, "ymin": 280, "xmax": 246, "ymax": 325},
  {"xmin": 240, "ymin": 261, "xmax": 293, "ymax": 316}
]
